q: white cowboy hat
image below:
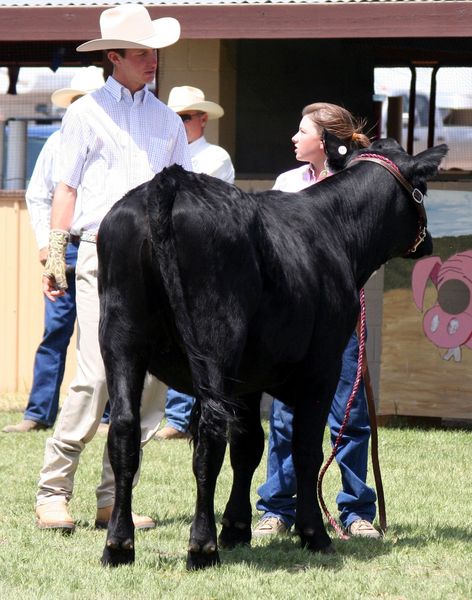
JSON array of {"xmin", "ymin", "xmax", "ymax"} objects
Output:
[
  {"xmin": 76, "ymin": 4, "xmax": 180, "ymax": 52},
  {"xmin": 50, "ymin": 66, "xmax": 105, "ymax": 108},
  {"xmin": 167, "ymin": 86, "xmax": 224, "ymax": 120}
]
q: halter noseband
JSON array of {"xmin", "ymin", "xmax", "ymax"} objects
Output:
[{"xmin": 347, "ymin": 153, "xmax": 427, "ymax": 256}]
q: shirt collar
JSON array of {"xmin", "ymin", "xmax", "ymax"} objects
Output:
[
  {"xmin": 188, "ymin": 135, "xmax": 207, "ymax": 156},
  {"xmin": 304, "ymin": 162, "xmax": 331, "ymax": 183},
  {"xmin": 303, "ymin": 164, "xmax": 316, "ymax": 184},
  {"xmin": 105, "ymin": 76, "xmax": 149, "ymax": 105}
]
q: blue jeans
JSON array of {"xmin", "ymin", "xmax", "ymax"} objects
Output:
[
  {"xmin": 165, "ymin": 388, "xmax": 194, "ymax": 432},
  {"xmin": 256, "ymin": 332, "xmax": 376, "ymax": 529},
  {"xmin": 24, "ymin": 241, "xmax": 109, "ymax": 427}
]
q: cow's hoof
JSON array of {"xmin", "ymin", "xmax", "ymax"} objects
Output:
[
  {"xmin": 101, "ymin": 539, "xmax": 135, "ymax": 567},
  {"xmin": 298, "ymin": 530, "xmax": 333, "ymax": 554},
  {"xmin": 219, "ymin": 520, "xmax": 251, "ymax": 549},
  {"xmin": 186, "ymin": 542, "xmax": 220, "ymax": 570}
]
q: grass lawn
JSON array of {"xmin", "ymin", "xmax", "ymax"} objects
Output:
[{"xmin": 0, "ymin": 400, "xmax": 471, "ymax": 600}]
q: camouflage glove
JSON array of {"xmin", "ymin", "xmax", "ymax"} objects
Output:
[{"xmin": 43, "ymin": 229, "xmax": 70, "ymax": 290}]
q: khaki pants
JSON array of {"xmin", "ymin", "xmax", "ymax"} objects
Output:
[{"xmin": 36, "ymin": 241, "xmax": 166, "ymax": 508}]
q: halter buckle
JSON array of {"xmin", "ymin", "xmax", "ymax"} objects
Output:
[
  {"xmin": 409, "ymin": 226, "xmax": 427, "ymax": 254},
  {"xmin": 412, "ymin": 188, "xmax": 424, "ymax": 204}
]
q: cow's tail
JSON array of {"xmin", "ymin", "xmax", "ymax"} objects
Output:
[{"xmin": 146, "ymin": 165, "xmax": 239, "ymax": 440}]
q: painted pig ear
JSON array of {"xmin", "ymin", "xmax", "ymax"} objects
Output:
[{"xmin": 411, "ymin": 256, "xmax": 442, "ymax": 310}]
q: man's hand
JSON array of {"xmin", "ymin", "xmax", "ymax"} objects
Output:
[{"xmin": 43, "ymin": 229, "xmax": 69, "ymax": 300}]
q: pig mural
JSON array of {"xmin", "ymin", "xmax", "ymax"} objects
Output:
[{"xmin": 412, "ymin": 250, "xmax": 472, "ymax": 361}]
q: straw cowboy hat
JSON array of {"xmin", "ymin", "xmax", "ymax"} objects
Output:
[
  {"xmin": 51, "ymin": 66, "xmax": 105, "ymax": 108},
  {"xmin": 167, "ymin": 86, "xmax": 224, "ymax": 120},
  {"xmin": 76, "ymin": 4, "xmax": 180, "ymax": 52}
]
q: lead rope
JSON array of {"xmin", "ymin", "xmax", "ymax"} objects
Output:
[{"xmin": 317, "ymin": 287, "xmax": 386, "ymax": 539}]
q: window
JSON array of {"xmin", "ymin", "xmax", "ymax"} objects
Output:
[{"xmin": 374, "ymin": 66, "xmax": 472, "ymax": 171}]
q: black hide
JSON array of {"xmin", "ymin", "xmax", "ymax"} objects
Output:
[{"xmin": 97, "ymin": 139, "xmax": 447, "ymax": 568}]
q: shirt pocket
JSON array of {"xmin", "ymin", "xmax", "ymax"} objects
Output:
[{"xmin": 148, "ymin": 136, "xmax": 175, "ymax": 173}]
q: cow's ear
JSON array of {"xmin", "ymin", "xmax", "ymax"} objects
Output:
[
  {"xmin": 322, "ymin": 129, "xmax": 352, "ymax": 172},
  {"xmin": 414, "ymin": 144, "xmax": 449, "ymax": 179}
]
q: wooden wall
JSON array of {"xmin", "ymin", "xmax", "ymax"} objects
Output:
[{"xmin": 0, "ymin": 190, "xmax": 76, "ymax": 396}]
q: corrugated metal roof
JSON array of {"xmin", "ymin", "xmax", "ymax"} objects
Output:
[{"xmin": 0, "ymin": 0, "xmax": 464, "ymax": 6}]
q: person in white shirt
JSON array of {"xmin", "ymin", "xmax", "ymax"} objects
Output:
[
  {"xmin": 2, "ymin": 67, "xmax": 106, "ymax": 435},
  {"xmin": 156, "ymin": 85, "xmax": 235, "ymax": 440},
  {"xmin": 35, "ymin": 4, "xmax": 191, "ymax": 533},
  {"xmin": 168, "ymin": 85, "xmax": 235, "ymax": 183}
]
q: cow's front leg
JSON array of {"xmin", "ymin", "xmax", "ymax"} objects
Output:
[
  {"xmin": 293, "ymin": 399, "xmax": 334, "ymax": 554},
  {"xmin": 219, "ymin": 393, "xmax": 264, "ymax": 549},
  {"xmin": 187, "ymin": 409, "xmax": 226, "ymax": 570},
  {"xmin": 100, "ymin": 358, "xmax": 144, "ymax": 567}
]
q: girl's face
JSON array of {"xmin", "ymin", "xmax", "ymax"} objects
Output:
[{"xmin": 291, "ymin": 115, "xmax": 325, "ymax": 164}]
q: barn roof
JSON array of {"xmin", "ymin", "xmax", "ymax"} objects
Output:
[
  {"xmin": 0, "ymin": 0, "xmax": 464, "ymax": 5},
  {"xmin": 1, "ymin": 0, "xmax": 471, "ymax": 40}
]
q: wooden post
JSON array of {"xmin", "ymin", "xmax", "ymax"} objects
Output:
[{"xmin": 387, "ymin": 96, "xmax": 403, "ymax": 146}]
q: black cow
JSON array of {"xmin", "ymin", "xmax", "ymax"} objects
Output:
[{"xmin": 97, "ymin": 137, "xmax": 447, "ymax": 569}]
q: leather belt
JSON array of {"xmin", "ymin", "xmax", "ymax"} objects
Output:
[{"xmin": 80, "ymin": 231, "xmax": 98, "ymax": 243}]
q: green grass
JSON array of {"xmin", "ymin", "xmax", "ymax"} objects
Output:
[{"xmin": 0, "ymin": 406, "xmax": 471, "ymax": 600}]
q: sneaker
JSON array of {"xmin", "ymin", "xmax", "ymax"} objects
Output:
[
  {"xmin": 155, "ymin": 425, "xmax": 191, "ymax": 440},
  {"xmin": 2, "ymin": 419, "xmax": 48, "ymax": 433},
  {"xmin": 252, "ymin": 516, "xmax": 289, "ymax": 538},
  {"xmin": 347, "ymin": 519, "xmax": 381, "ymax": 539}
]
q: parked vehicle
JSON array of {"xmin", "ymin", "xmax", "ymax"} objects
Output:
[{"xmin": 375, "ymin": 67, "xmax": 472, "ymax": 171}]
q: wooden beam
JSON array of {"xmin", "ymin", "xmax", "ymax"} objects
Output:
[{"xmin": 1, "ymin": 3, "xmax": 472, "ymax": 42}]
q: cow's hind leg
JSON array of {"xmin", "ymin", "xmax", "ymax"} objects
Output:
[
  {"xmin": 100, "ymin": 348, "xmax": 146, "ymax": 567},
  {"xmin": 219, "ymin": 392, "xmax": 264, "ymax": 549},
  {"xmin": 186, "ymin": 403, "xmax": 227, "ymax": 570}
]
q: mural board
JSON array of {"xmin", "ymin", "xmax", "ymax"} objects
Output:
[{"xmin": 379, "ymin": 188, "xmax": 472, "ymax": 419}]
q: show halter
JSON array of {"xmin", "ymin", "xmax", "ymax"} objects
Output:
[
  {"xmin": 348, "ymin": 153, "xmax": 428, "ymax": 256},
  {"xmin": 316, "ymin": 288, "xmax": 369, "ymax": 540}
]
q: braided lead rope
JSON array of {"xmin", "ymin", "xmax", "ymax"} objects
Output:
[{"xmin": 316, "ymin": 288, "xmax": 367, "ymax": 540}]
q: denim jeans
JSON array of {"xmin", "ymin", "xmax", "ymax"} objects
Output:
[
  {"xmin": 24, "ymin": 241, "xmax": 109, "ymax": 427},
  {"xmin": 256, "ymin": 332, "xmax": 376, "ymax": 529},
  {"xmin": 165, "ymin": 388, "xmax": 194, "ymax": 432}
]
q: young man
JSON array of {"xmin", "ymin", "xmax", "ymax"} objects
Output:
[
  {"xmin": 156, "ymin": 85, "xmax": 235, "ymax": 440},
  {"xmin": 3, "ymin": 67, "xmax": 107, "ymax": 435},
  {"xmin": 36, "ymin": 4, "xmax": 191, "ymax": 532}
]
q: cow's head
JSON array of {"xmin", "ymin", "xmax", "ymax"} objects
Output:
[
  {"xmin": 356, "ymin": 138, "xmax": 448, "ymax": 260},
  {"xmin": 366, "ymin": 138, "xmax": 448, "ymax": 196}
]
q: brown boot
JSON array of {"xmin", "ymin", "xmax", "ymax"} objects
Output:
[
  {"xmin": 35, "ymin": 501, "xmax": 75, "ymax": 533},
  {"xmin": 95, "ymin": 505, "xmax": 156, "ymax": 530},
  {"xmin": 2, "ymin": 419, "xmax": 48, "ymax": 433},
  {"xmin": 154, "ymin": 425, "xmax": 191, "ymax": 441}
]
